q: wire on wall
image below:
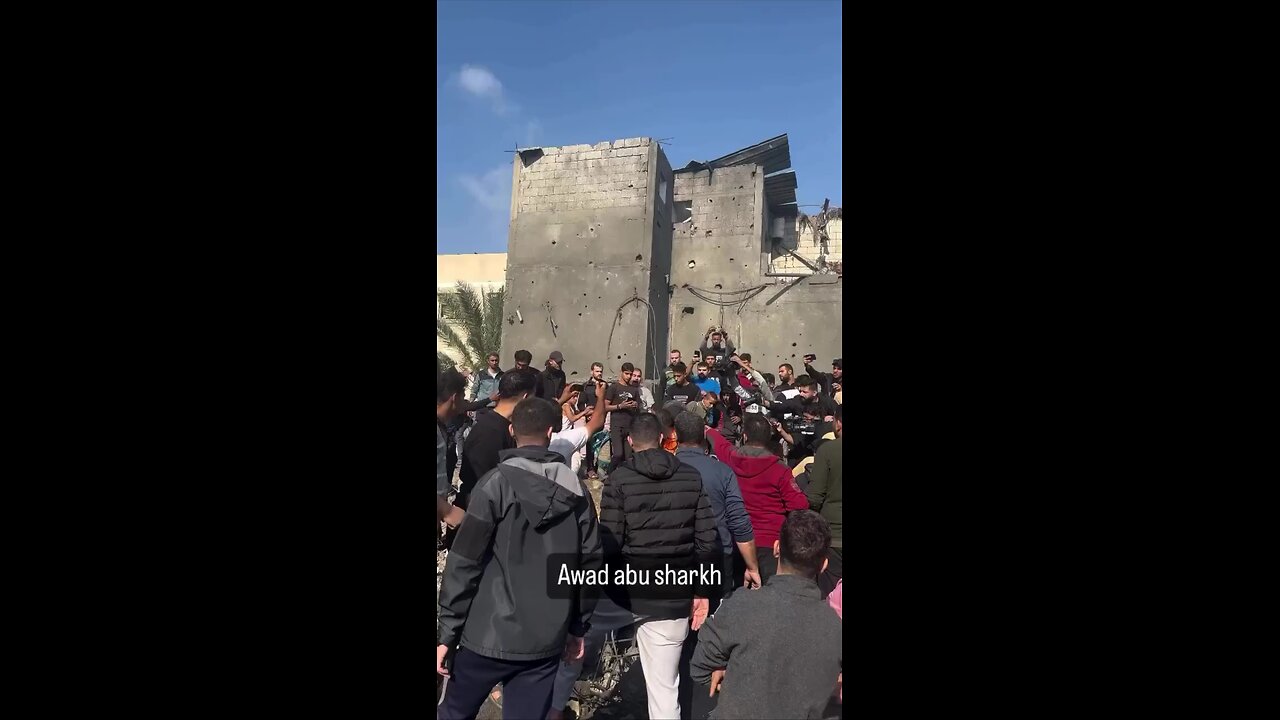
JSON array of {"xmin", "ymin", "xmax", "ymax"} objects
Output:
[{"xmin": 605, "ymin": 291, "xmax": 662, "ymax": 381}]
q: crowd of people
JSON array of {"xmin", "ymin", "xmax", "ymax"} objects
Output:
[{"xmin": 436, "ymin": 326, "xmax": 843, "ymax": 720}]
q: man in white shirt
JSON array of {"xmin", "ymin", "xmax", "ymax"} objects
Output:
[
  {"xmin": 630, "ymin": 368, "xmax": 656, "ymax": 412},
  {"xmin": 550, "ymin": 378, "xmax": 607, "ymax": 474}
]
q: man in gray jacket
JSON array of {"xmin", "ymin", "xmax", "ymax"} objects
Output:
[
  {"xmin": 469, "ymin": 352, "xmax": 504, "ymax": 409},
  {"xmin": 691, "ymin": 510, "xmax": 842, "ymax": 719},
  {"xmin": 436, "ymin": 398, "xmax": 603, "ymax": 720}
]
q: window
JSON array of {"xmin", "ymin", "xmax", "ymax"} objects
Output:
[
  {"xmin": 674, "ymin": 200, "xmax": 692, "ymax": 224},
  {"xmin": 657, "ymin": 177, "xmax": 669, "ymax": 210}
]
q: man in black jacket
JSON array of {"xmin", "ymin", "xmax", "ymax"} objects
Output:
[
  {"xmin": 541, "ymin": 350, "xmax": 567, "ymax": 402},
  {"xmin": 598, "ymin": 413, "xmax": 718, "ymax": 720},
  {"xmin": 437, "ymin": 398, "xmax": 603, "ymax": 720}
]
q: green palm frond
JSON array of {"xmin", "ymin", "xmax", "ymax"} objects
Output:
[{"xmin": 437, "ymin": 281, "xmax": 505, "ymax": 371}]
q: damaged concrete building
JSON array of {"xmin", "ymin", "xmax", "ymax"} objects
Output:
[{"xmin": 499, "ymin": 134, "xmax": 842, "ymax": 382}]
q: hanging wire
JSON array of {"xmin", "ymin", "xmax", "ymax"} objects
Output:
[{"xmin": 604, "ymin": 291, "xmax": 662, "ymax": 381}]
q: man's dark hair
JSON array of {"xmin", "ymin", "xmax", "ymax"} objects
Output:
[
  {"xmin": 591, "ymin": 362, "xmax": 603, "ymax": 370},
  {"xmin": 795, "ymin": 374, "xmax": 815, "ymax": 389},
  {"xmin": 437, "ymin": 369, "xmax": 467, "ymax": 405},
  {"xmin": 499, "ymin": 367, "xmax": 539, "ymax": 398},
  {"xmin": 832, "ymin": 358, "xmax": 842, "ymax": 370},
  {"xmin": 510, "ymin": 398, "xmax": 559, "ymax": 440},
  {"xmin": 671, "ymin": 361, "xmax": 687, "ymax": 374},
  {"xmin": 742, "ymin": 415, "xmax": 771, "ymax": 446},
  {"xmin": 628, "ymin": 412, "xmax": 663, "ymax": 447},
  {"xmin": 653, "ymin": 408, "xmax": 675, "ymax": 430},
  {"xmin": 670, "ymin": 348, "xmax": 680, "ymax": 355},
  {"xmin": 514, "ymin": 349, "xmax": 533, "ymax": 364},
  {"xmin": 779, "ymin": 510, "xmax": 831, "ymax": 578},
  {"xmin": 697, "ymin": 361, "xmax": 710, "ymax": 371},
  {"xmin": 487, "ymin": 352, "xmax": 499, "ymax": 361},
  {"xmin": 621, "ymin": 361, "xmax": 635, "ymax": 373},
  {"xmin": 739, "ymin": 353, "xmax": 751, "ymax": 362},
  {"xmin": 674, "ymin": 411, "xmax": 706, "ymax": 446},
  {"xmin": 763, "ymin": 372, "xmax": 775, "ymax": 385},
  {"xmin": 779, "ymin": 363, "xmax": 793, "ymax": 373}
]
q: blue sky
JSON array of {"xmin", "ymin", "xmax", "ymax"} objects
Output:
[{"xmin": 437, "ymin": 0, "xmax": 842, "ymax": 254}]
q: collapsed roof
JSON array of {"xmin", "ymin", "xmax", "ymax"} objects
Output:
[{"xmin": 675, "ymin": 133, "xmax": 798, "ymax": 215}]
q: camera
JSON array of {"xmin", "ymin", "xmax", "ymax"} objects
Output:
[
  {"xmin": 782, "ymin": 416, "xmax": 817, "ymax": 436},
  {"xmin": 732, "ymin": 385, "xmax": 764, "ymax": 413}
]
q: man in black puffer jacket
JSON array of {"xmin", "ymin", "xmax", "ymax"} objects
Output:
[{"xmin": 600, "ymin": 413, "xmax": 718, "ymax": 720}]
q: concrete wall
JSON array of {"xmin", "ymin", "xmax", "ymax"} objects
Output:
[
  {"xmin": 500, "ymin": 138, "xmax": 673, "ymax": 382},
  {"xmin": 669, "ymin": 165, "xmax": 842, "ymax": 374}
]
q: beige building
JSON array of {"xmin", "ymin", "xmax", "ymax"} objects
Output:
[{"xmin": 436, "ymin": 253, "xmax": 507, "ymax": 367}]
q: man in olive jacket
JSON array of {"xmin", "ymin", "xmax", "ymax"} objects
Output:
[{"xmin": 806, "ymin": 405, "xmax": 842, "ymax": 593}]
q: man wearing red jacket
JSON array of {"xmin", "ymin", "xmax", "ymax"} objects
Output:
[{"xmin": 705, "ymin": 415, "xmax": 808, "ymax": 582}]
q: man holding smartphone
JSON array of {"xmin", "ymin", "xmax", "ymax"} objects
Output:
[{"xmin": 604, "ymin": 363, "xmax": 640, "ymax": 468}]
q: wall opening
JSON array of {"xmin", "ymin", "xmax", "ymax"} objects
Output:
[{"xmin": 674, "ymin": 201, "xmax": 692, "ymax": 224}]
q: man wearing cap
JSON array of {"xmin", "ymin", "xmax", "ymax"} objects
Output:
[{"xmin": 541, "ymin": 351, "xmax": 567, "ymax": 403}]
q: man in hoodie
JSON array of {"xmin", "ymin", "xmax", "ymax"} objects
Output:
[
  {"xmin": 599, "ymin": 413, "xmax": 719, "ymax": 720},
  {"xmin": 706, "ymin": 415, "xmax": 809, "ymax": 583},
  {"xmin": 436, "ymin": 398, "xmax": 603, "ymax": 720},
  {"xmin": 690, "ymin": 510, "xmax": 842, "ymax": 719},
  {"xmin": 541, "ymin": 350, "xmax": 567, "ymax": 403}
]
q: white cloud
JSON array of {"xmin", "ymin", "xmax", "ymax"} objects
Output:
[
  {"xmin": 523, "ymin": 119, "xmax": 543, "ymax": 148},
  {"xmin": 455, "ymin": 65, "xmax": 512, "ymax": 114},
  {"xmin": 459, "ymin": 164, "xmax": 512, "ymax": 212}
]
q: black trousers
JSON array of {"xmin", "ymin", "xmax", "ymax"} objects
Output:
[
  {"xmin": 438, "ymin": 647, "xmax": 558, "ymax": 720},
  {"xmin": 818, "ymin": 546, "xmax": 843, "ymax": 597},
  {"xmin": 609, "ymin": 426, "xmax": 631, "ymax": 469},
  {"xmin": 757, "ymin": 549, "xmax": 779, "ymax": 584}
]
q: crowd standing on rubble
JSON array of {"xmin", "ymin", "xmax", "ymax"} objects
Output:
[{"xmin": 437, "ymin": 326, "xmax": 842, "ymax": 719}]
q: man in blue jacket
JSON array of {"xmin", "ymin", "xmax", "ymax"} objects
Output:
[{"xmin": 673, "ymin": 411, "xmax": 761, "ymax": 605}]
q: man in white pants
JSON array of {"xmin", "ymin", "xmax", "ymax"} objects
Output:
[{"xmin": 549, "ymin": 413, "xmax": 718, "ymax": 719}]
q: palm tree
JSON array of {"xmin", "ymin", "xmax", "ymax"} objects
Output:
[{"xmin": 437, "ymin": 281, "xmax": 505, "ymax": 371}]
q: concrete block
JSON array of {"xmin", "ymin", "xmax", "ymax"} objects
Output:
[
  {"xmin": 581, "ymin": 150, "xmax": 602, "ymax": 160},
  {"xmin": 593, "ymin": 141, "xmax": 611, "ymax": 150}
]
